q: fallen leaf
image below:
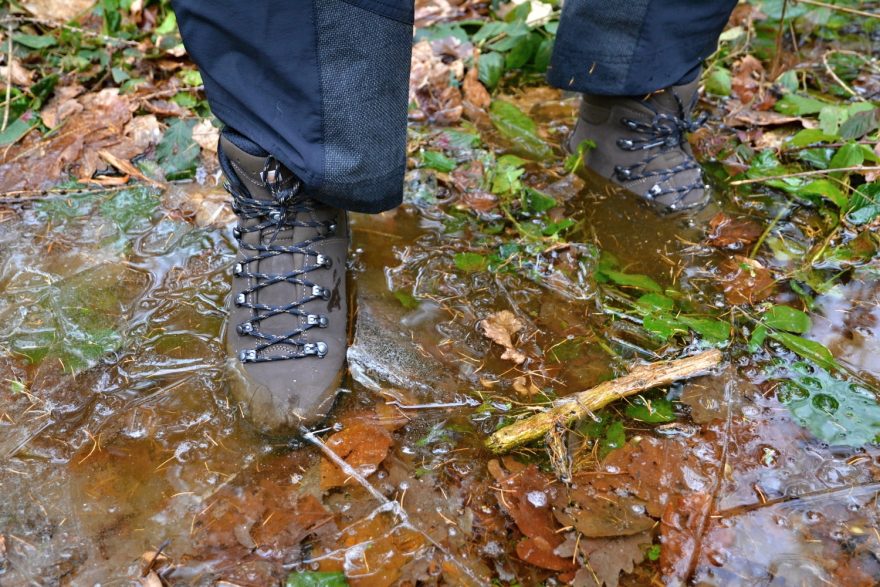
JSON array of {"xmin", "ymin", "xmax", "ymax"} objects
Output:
[
  {"xmin": 719, "ymin": 255, "xmax": 776, "ymax": 305},
  {"xmin": 572, "ymin": 531, "xmax": 652, "ymax": 587},
  {"xmin": 479, "ymin": 309, "xmax": 526, "ymax": 364},
  {"xmin": 0, "ymin": 58, "xmax": 34, "ymax": 87},
  {"xmin": 660, "ymin": 492, "xmax": 712, "ymax": 583},
  {"xmin": 320, "ymin": 420, "xmax": 393, "ymax": 490},
  {"xmin": 1, "ymin": 88, "xmax": 137, "ymax": 193},
  {"xmin": 706, "ymin": 213, "xmax": 763, "ymax": 250},
  {"xmin": 409, "ymin": 40, "xmax": 463, "ymax": 125},
  {"xmin": 191, "ymin": 119, "xmax": 220, "ymax": 152},
  {"xmin": 731, "ymin": 55, "xmax": 765, "ymax": 106},
  {"xmin": 21, "ymin": 0, "xmax": 93, "ymax": 21},
  {"xmin": 125, "ymin": 115, "xmax": 164, "ymax": 151},
  {"xmin": 462, "ymin": 61, "xmax": 491, "ymax": 110},
  {"xmin": 139, "ymin": 571, "xmax": 163, "ymax": 587},
  {"xmin": 553, "ymin": 489, "xmax": 654, "ymax": 538}
]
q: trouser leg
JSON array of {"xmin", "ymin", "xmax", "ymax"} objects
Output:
[
  {"xmin": 171, "ymin": 0, "xmax": 413, "ymax": 213},
  {"xmin": 548, "ymin": 0, "xmax": 738, "ymax": 96}
]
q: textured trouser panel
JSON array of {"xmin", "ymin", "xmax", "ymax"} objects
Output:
[
  {"xmin": 172, "ymin": 0, "xmax": 412, "ymax": 213},
  {"xmin": 547, "ymin": 0, "xmax": 738, "ymax": 95}
]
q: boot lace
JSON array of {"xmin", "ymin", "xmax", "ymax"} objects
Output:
[
  {"xmin": 226, "ymin": 159, "xmax": 336, "ymax": 363},
  {"xmin": 613, "ymin": 91, "xmax": 709, "ymax": 211}
]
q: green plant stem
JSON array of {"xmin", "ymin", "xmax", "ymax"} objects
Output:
[{"xmin": 749, "ymin": 206, "xmax": 789, "ymax": 259}]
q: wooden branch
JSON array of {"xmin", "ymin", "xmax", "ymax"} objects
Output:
[{"xmin": 485, "ymin": 349, "xmax": 723, "ymax": 453}]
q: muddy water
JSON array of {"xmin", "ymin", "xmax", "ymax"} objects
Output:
[{"xmin": 1, "ymin": 122, "xmax": 880, "ymax": 586}]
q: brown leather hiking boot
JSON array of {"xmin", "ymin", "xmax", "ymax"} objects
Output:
[
  {"xmin": 218, "ymin": 129, "xmax": 348, "ymax": 434},
  {"xmin": 567, "ymin": 77, "xmax": 710, "ymax": 213}
]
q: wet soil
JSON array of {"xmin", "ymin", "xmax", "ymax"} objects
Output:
[{"xmin": 1, "ymin": 96, "xmax": 879, "ymax": 587}]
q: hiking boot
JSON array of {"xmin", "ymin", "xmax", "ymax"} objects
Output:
[
  {"xmin": 218, "ymin": 129, "xmax": 348, "ymax": 434},
  {"xmin": 567, "ymin": 77, "xmax": 710, "ymax": 213}
]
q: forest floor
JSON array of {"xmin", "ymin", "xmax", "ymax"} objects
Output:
[{"xmin": 0, "ymin": 0, "xmax": 879, "ymax": 585}]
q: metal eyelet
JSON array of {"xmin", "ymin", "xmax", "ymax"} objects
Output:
[
  {"xmin": 237, "ymin": 322, "xmax": 254, "ymax": 335},
  {"xmin": 232, "ymin": 227, "xmax": 242, "ymax": 239},
  {"xmin": 233, "ymin": 263, "xmax": 243, "ymax": 276},
  {"xmin": 307, "ymin": 314, "xmax": 329, "ymax": 327},
  {"xmin": 617, "ymin": 139, "xmax": 634, "ymax": 149},
  {"xmin": 236, "ymin": 293, "xmax": 247, "ymax": 306},
  {"xmin": 316, "ymin": 254, "xmax": 332, "ymax": 268},
  {"xmin": 304, "ymin": 342, "xmax": 328, "ymax": 358},
  {"xmin": 615, "ymin": 166, "xmax": 631, "ymax": 180},
  {"xmin": 622, "ymin": 118, "xmax": 638, "ymax": 130},
  {"xmin": 311, "ymin": 285, "xmax": 330, "ymax": 300},
  {"xmin": 240, "ymin": 349, "xmax": 257, "ymax": 363},
  {"xmin": 270, "ymin": 210, "xmax": 282, "ymax": 222},
  {"xmin": 648, "ymin": 184, "xmax": 663, "ymax": 197}
]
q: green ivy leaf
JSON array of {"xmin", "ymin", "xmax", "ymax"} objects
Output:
[
  {"xmin": 635, "ymin": 293, "xmax": 675, "ymax": 314},
  {"xmin": 156, "ymin": 119, "xmax": 201, "ymax": 180},
  {"xmin": 643, "ymin": 314, "xmax": 688, "ymax": 340},
  {"xmin": 679, "ymin": 316, "xmax": 730, "ymax": 343},
  {"xmin": 749, "ymin": 324, "xmax": 768, "ymax": 352},
  {"xmin": 523, "ymin": 188, "xmax": 556, "ymax": 214},
  {"xmin": 598, "ymin": 270, "xmax": 662, "ymax": 293},
  {"xmin": 774, "ymin": 94, "xmax": 830, "ymax": 117},
  {"xmin": 478, "ymin": 51, "xmax": 505, "ymax": 89}
]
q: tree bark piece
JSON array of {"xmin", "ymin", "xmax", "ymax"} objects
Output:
[{"xmin": 486, "ymin": 350, "xmax": 723, "ymax": 453}]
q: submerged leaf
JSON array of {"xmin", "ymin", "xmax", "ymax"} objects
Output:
[
  {"xmin": 763, "ymin": 305, "xmax": 812, "ymax": 334},
  {"xmin": 489, "ymin": 100, "xmax": 552, "ymax": 160}
]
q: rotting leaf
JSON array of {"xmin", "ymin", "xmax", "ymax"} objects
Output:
[
  {"xmin": 479, "ymin": 309, "xmax": 527, "ymax": 364},
  {"xmin": 319, "ymin": 420, "xmax": 393, "ymax": 490},
  {"xmin": 553, "ymin": 489, "xmax": 654, "ymax": 537},
  {"xmin": 573, "ymin": 530, "xmax": 652, "ymax": 587},
  {"xmin": 706, "ymin": 213, "xmax": 763, "ymax": 250},
  {"xmin": 719, "ymin": 256, "xmax": 776, "ymax": 305}
]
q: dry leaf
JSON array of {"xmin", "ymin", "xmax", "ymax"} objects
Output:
[
  {"xmin": 320, "ymin": 420, "xmax": 393, "ymax": 490},
  {"xmin": 0, "ymin": 58, "xmax": 34, "ymax": 87},
  {"xmin": 191, "ymin": 119, "xmax": 220, "ymax": 152},
  {"xmin": 21, "ymin": 0, "xmax": 93, "ymax": 21},
  {"xmin": 462, "ymin": 62, "xmax": 491, "ymax": 110},
  {"xmin": 125, "ymin": 115, "xmax": 163, "ymax": 150},
  {"xmin": 572, "ymin": 531, "xmax": 652, "ymax": 587},
  {"xmin": 139, "ymin": 571, "xmax": 163, "ymax": 587},
  {"xmin": 480, "ymin": 310, "xmax": 526, "ymax": 364}
]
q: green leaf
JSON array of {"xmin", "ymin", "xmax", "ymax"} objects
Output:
[
  {"xmin": 155, "ymin": 11, "xmax": 179, "ymax": 35},
  {"xmin": 478, "ymin": 52, "xmax": 504, "ymax": 89},
  {"xmin": 541, "ymin": 218, "xmax": 575, "ymax": 237},
  {"xmin": 839, "ymin": 108, "xmax": 880, "ymax": 141},
  {"xmin": 794, "ymin": 179, "xmax": 847, "ymax": 208},
  {"xmin": 0, "ymin": 113, "xmax": 37, "ymax": 146},
  {"xmin": 643, "ymin": 314, "xmax": 688, "ymax": 340},
  {"xmin": 421, "ymin": 150, "xmax": 457, "ymax": 173},
  {"xmin": 774, "ymin": 94, "xmax": 830, "ymax": 116},
  {"xmin": 749, "ymin": 324, "xmax": 768, "ymax": 352},
  {"xmin": 845, "ymin": 183, "xmax": 880, "ymax": 226},
  {"xmin": 599, "ymin": 270, "xmax": 662, "ymax": 293},
  {"xmin": 491, "ymin": 154, "xmax": 526, "ymax": 194},
  {"xmin": 454, "ymin": 252, "xmax": 489, "ymax": 272},
  {"xmin": 774, "ymin": 362, "xmax": 880, "ymax": 446},
  {"xmin": 489, "ymin": 100, "xmax": 552, "ymax": 160},
  {"xmin": 286, "ymin": 572, "xmax": 349, "ymax": 587},
  {"xmin": 156, "ymin": 119, "xmax": 201, "ymax": 180},
  {"xmin": 602, "ymin": 420, "xmax": 626, "ymax": 456},
  {"xmin": 625, "ymin": 396, "xmax": 676, "ymax": 423},
  {"xmin": 635, "ymin": 293, "xmax": 675, "ymax": 314},
  {"xmin": 679, "ymin": 317, "xmax": 730, "ymax": 343},
  {"xmin": 646, "ymin": 544, "xmax": 662, "ymax": 562},
  {"xmin": 523, "ymin": 188, "xmax": 556, "ymax": 214},
  {"xmin": 787, "ymin": 129, "xmax": 839, "ymax": 148},
  {"xmin": 764, "ymin": 305, "xmax": 812, "ymax": 334},
  {"xmin": 13, "ymin": 34, "xmax": 58, "ymax": 49},
  {"xmin": 829, "ymin": 143, "xmax": 864, "ymax": 170},
  {"xmin": 769, "ymin": 332, "xmax": 837, "ymax": 370},
  {"xmin": 704, "ymin": 67, "xmax": 732, "ymax": 96}
]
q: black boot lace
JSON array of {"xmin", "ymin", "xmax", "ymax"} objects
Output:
[
  {"xmin": 613, "ymin": 91, "xmax": 709, "ymax": 211},
  {"xmin": 226, "ymin": 159, "xmax": 336, "ymax": 363}
]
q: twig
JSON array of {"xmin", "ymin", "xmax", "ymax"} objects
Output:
[
  {"xmin": 729, "ymin": 165, "xmax": 878, "ymax": 185},
  {"xmin": 769, "ymin": 0, "xmax": 788, "ymax": 79},
  {"xmin": 822, "ymin": 50, "xmax": 862, "ymax": 99},
  {"xmin": 791, "ymin": 0, "xmax": 880, "ymax": 20},
  {"xmin": 749, "ymin": 205, "xmax": 790, "ymax": 259},
  {"xmin": 485, "ymin": 350, "xmax": 723, "ymax": 453},
  {"xmin": 2, "ymin": 25, "xmax": 12, "ymax": 133}
]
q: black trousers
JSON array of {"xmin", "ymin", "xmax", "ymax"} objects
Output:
[{"xmin": 172, "ymin": 0, "xmax": 737, "ymax": 213}]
